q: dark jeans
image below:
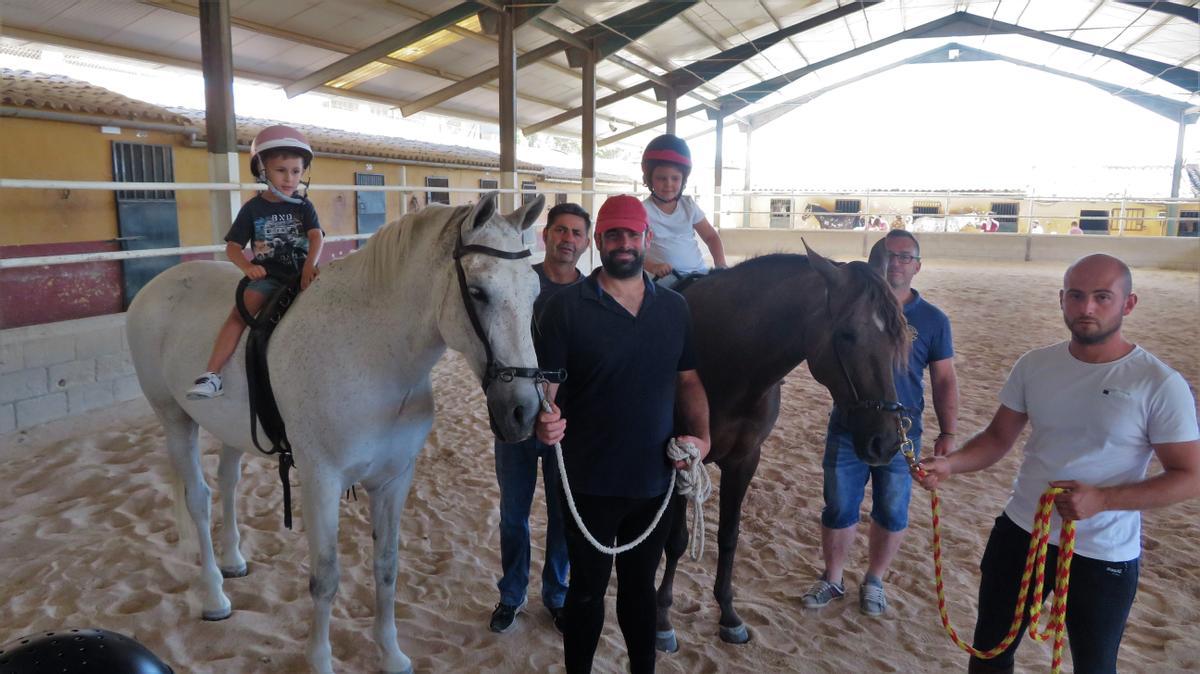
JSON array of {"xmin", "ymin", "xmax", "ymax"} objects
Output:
[
  {"xmin": 970, "ymin": 514, "xmax": 1139, "ymax": 674},
  {"xmin": 494, "ymin": 437, "xmax": 569, "ymax": 609},
  {"xmin": 560, "ymin": 491, "xmax": 674, "ymax": 674}
]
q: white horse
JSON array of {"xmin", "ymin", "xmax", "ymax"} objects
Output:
[{"xmin": 126, "ymin": 192, "xmax": 545, "ymax": 674}]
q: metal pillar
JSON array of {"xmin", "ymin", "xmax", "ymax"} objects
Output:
[
  {"xmin": 1166, "ymin": 110, "xmax": 1188, "ymax": 236},
  {"xmin": 581, "ymin": 43, "xmax": 596, "ymax": 216},
  {"xmin": 713, "ymin": 113, "xmax": 724, "ymax": 228},
  {"xmin": 665, "ymin": 92, "xmax": 678, "ymax": 135},
  {"xmin": 498, "ymin": 3, "xmax": 517, "ymax": 213},
  {"xmin": 742, "ymin": 122, "xmax": 753, "ymax": 228},
  {"xmin": 198, "ymin": 0, "xmax": 239, "ymax": 248}
]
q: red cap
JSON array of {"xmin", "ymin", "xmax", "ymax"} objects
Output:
[{"xmin": 595, "ymin": 195, "xmax": 648, "ymax": 235}]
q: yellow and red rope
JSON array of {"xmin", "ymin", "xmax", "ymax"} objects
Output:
[{"xmin": 902, "ymin": 431, "xmax": 1076, "ymax": 673}]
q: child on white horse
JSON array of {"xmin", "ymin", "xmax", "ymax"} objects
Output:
[{"xmin": 187, "ymin": 125, "xmax": 324, "ymax": 399}]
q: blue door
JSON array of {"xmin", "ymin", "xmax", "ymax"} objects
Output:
[
  {"xmin": 112, "ymin": 142, "xmax": 180, "ymax": 307},
  {"xmin": 356, "ymin": 173, "xmax": 387, "ymax": 248}
]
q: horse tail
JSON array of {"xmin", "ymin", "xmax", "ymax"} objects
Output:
[{"xmin": 171, "ymin": 474, "xmax": 197, "ymax": 559}]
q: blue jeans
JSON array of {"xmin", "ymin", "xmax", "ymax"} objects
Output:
[
  {"xmin": 494, "ymin": 437, "xmax": 569, "ymax": 609},
  {"xmin": 821, "ymin": 424, "xmax": 919, "ymax": 532}
]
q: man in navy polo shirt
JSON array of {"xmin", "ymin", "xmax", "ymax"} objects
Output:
[
  {"xmin": 802, "ymin": 229, "xmax": 960, "ymax": 616},
  {"xmin": 535, "ymin": 195, "xmax": 711, "ymax": 674}
]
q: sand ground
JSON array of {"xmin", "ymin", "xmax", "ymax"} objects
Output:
[{"xmin": 2, "ymin": 260, "xmax": 1197, "ymax": 673}]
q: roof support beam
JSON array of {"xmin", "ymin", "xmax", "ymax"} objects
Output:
[
  {"xmin": 197, "ymin": 0, "xmax": 238, "ymax": 247},
  {"xmin": 400, "ymin": 1, "xmax": 695, "ymax": 118},
  {"xmin": 598, "ymin": 104, "xmax": 707, "ymax": 146},
  {"xmin": 743, "ymin": 42, "xmax": 1200, "ymax": 131},
  {"xmin": 137, "ymin": 0, "xmax": 635, "ymax": 128},
  {"xmin": 283, "ymin": 2, "xmax": 483, "ymax": 99},
  {"xmin": 523, "ymin": 1, "xmax": 876, "ymax": 136},
  {"xmin": 499, "ymin": 3, "xmax": 517, "ymax": 212},
  {"xmin": 711, "ymin": 11, "xmax": 1200, "ymax": 119},
  {"xmin": 1117, "ymin": 1, "xmax": 1199, "ymax": 23}
]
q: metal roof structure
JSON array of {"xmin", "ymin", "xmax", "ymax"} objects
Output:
[{"xmin": 2, "ymin": 1, "xmax": 1196, "ymax": 145}]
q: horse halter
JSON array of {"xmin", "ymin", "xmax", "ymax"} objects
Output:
[
  {"xmin": 451, "ymin": 227, "xmax": 565, "ymax": 392},
  {"xmin": 823, "ymin": 288, "xmax": 906, "ymax": 417}
]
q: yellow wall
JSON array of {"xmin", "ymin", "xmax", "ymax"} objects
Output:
[{"xmin": 2, "ymin": 115, "xmax": 628, "ymax": 249}]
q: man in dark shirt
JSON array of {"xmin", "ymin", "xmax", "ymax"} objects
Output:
[
  {"xmin": 536, "ymin": 195, "xmax": 711, "ymax": 674},
  {"xmin": 490, "ymin": 203, "xmax": 592, "ymax": 635}
]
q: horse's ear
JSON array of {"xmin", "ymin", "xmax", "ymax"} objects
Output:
[
  {"xmin": 803, "ymin": 238, "xmax": 841, "ymax": 286},
  {"xmin": 867, "ymin": 237, "xmax": 889, "ymax": 277},
  {"xmin": 469, "ymin": 191, "xmax": 499, "ymax": 230},
  {"xmin": 505, "ymin": 193, "xmax": 545, "ymax": 231}
]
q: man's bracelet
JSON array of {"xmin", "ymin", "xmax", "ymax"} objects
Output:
[{"xmin": 937, "ymin": 432, "xmax": 956, "ymax": 438}]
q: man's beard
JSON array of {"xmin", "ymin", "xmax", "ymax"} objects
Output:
[
  {"xmin": 601, "ymin": 248, "xmax": 645, "ymax": 279},
  {"xmin": 1065, "ymin": 315, "xmax": 1121, "ymax": 345}
]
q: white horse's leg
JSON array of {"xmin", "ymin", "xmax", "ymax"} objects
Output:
[
  {"xmin": 303, "ymin": 471, "xmax": 343, "ymax": 674},
  {"xmin": 216, "ymin": 444, "xmax": 248, "ymax": 578},
  {"xmin": 159, "ymin": 405, "xmax": 231, "ymax": 621},
  {"xmin": 368, "ymin": 470, "xmax": 417, "ymax": 674}
]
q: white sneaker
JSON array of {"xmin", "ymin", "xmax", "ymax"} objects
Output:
[{"xmin": 186, "ymin": 372, "xmax": 223, "ymax": 399}]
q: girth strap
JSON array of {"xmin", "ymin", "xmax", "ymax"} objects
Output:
[{"xmin": 237, "ymin": 274, "xmax": 300, "ymax": 530}]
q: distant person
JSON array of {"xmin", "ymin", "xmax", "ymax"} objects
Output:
[
  {"xmin": 914, "ymin": 254, "xmax": 1200, "ymax": 674},
  {"xmin": 188, "ymin": 125, "xmax": 323, "ymax": 399},
  {"xmin": 1030, "ymin": 220, "xmax": 1044, "ymax": 235},
  {"xmin": 639, "ymin": 134, "xmax": 726, "ymax": 288},
  {"xmin": 1069, "ymin": 221, "xmax": 1084, "ymax": 235}
]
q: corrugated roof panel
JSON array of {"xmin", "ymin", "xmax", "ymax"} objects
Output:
[
  {"xmin": 107, "ymin": 11, "xmax": 200, "ymax": 56},
  {"xmin": 54, "ymin": 0, "xmax": 157, "ymax": 42}
]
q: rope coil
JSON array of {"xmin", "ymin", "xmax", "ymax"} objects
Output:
[
  {"xmin": 543, "ymin": 397, "xmax": 710, "ymax": 557},
  {"xmin": 902, "ymin": 435, "xmax": 1076, "ymax": 674}
]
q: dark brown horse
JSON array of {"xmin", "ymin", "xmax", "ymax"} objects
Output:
[{"xmin": 655, "ymin": 242, "xmax": 910, "ymax": 650}]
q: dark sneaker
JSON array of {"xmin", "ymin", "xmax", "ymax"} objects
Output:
[
  {"xmin": 801, "ymin": 577, "xmax": 846, "ymax": 609},
  {"xmin": 859, "ymin": 577, "xmax": 887, "ymax": 616},
  {"xmin": 489, "ymin": 599, "xmax": 526, "ymax": 633},
  {"xmin": 548, "ymin": 605, "xmax": 566, "ymax": 635}
]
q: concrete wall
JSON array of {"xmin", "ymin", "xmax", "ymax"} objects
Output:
[
  {"xmin": 0, "ymin": 314, "xmax": 140, "ymax": 433},
  {"xmin": 720, "ymin": 228, "xmax": 1200, "ymax": 271}
]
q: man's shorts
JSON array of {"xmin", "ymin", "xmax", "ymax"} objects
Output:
[{"xmin": 820, "ymin": 425, "xmax": 918, "ymax": 532}]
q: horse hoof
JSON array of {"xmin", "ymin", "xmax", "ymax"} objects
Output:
[
  {"xmin": 202, "ymin": 607, "xmax": 232, "ymax": 621},
  {"xmin": 655, "ymin": 629, "xmax": 679, "ymax": 653},
  {"xmin": 719, "ymin": 623, "xmax": 750, "ymax": 644},
  {"xmin": 221, "ymin": 564, "xmax": 248, "ymax": 578}
]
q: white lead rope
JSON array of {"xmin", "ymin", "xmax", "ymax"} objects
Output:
[{"xmin": 545, "ymin": 399, "xmax": 711, "ymax": 558}]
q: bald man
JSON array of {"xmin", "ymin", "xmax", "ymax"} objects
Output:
[{"xmin": 914, "ymin": 254, "xmax": 1200, "ymax": 674}]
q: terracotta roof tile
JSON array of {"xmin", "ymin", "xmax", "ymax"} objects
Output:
[{"xmin": 1, "ymin": 68, "xmax": 192, "ymax": 125}]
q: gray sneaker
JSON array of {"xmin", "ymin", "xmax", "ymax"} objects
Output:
[
  {"xmin": 801, "ymin": 577, "xmax": 845, "ymax": 608},
  {"xmin": 859, "ymin": 577, "xmax": 887, "ymax": 616},
  {"xmin": 186, "ymin": 372, "xmax": 223, "ymax": 400}
]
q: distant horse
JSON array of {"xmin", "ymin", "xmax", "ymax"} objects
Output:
[
  {"xmin": 127, "ymin": 192, "xmax": 545, "ymax": 674},
  {"xmin": 655, "ymin": 242, "xmax": 910, "ymax": 650},
  {"xmin": 803, "ymin": 203, "xmax": 863, "ymax": 230},
  {"xmin": 910, "ymin": 212, "xmax": 985, "ymax": 233}
]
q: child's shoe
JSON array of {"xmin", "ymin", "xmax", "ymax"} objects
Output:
[{"xmin": 186, "ymin": 372, "xmax": 223, "ymax": 399}]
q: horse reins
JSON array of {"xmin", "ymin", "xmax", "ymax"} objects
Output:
[{"xmin": 451, "ymin": 226, "xmax": 565, "ymax": 407}]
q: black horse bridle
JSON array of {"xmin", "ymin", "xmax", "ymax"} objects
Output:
[{"xmin": 451, "ymin": 227, "xmax": 565, "ymax": 393}]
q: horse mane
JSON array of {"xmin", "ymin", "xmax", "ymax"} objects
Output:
[
  {"xmin": 717, "ymin": 254, "xmax": 910, "ymax": 370},
  {"xmin": 841, "ymin": 260, "xmax": 911, "ymax": 370},
  {"xmin": 334, "ymin": 203, "xmax": 468, "ymax": 290}
]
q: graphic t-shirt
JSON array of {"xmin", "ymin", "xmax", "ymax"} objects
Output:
[{"xmin": 224, "ymin": 195, "xmax": 322, "ymax": 278}]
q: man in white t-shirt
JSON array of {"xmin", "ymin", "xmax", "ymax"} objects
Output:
[
  {"xmin": 915, "ymin": 253, "xmax": 1200, "ymax": 674},
  {"xmin": 638, "ymin": 134, "xmax": 726, "ymax": 284}
]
